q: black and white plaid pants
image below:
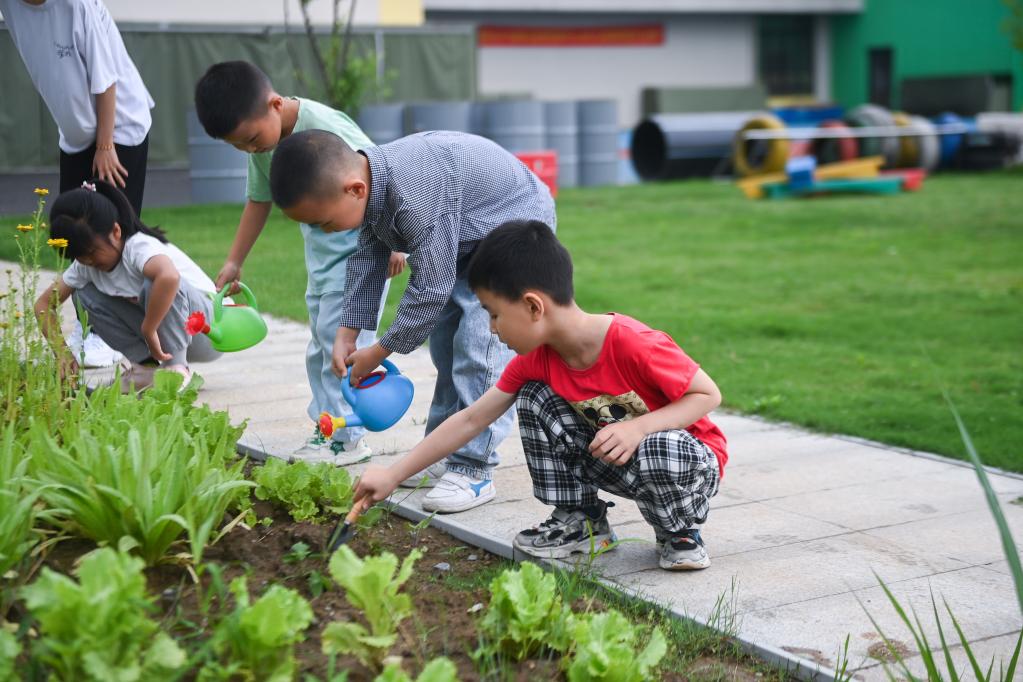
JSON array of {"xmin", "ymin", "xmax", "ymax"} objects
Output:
[{"xmin": 516, "ymin": 382, "xmax": 720, "ymax": 534}]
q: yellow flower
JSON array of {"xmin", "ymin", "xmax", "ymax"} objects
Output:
[
  {"xmin": 14, "ymin": 312, "xmax": 23, "ymax": 319},
  {"xmin": 16, "ymin": 224, "xmax": 33, "ymax": 232},
  {"xmin": 47, "ymin": 238, "xmax": 69, "ymax": 248},
  {"xmin": 33, "ymin": 188, "xmax": 49, "ymax": 196}
]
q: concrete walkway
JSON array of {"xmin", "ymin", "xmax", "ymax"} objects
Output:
[{"xmin": 7, "ymin": 260, "xmax": 1021, "ymax": 680}]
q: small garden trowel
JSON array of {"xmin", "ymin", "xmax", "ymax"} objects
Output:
[{"xmin": 326, "ymin": 495, "xmax": 372, "ymax": 553}]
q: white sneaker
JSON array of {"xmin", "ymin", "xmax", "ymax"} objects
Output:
[
  {"xmin": 421, "ymin": 471, "xmax": 495, "ymax": 514},
  {"xmin": 67, "ymin": 327, "xmax": 123, "ymax": 368},
  {"xmin": 399, "ymin": 460, "xmax": 448, "ymax": 488},
  {"xmin": 291, "ymin": 426, "xmax": 330, "ymax": 460}
]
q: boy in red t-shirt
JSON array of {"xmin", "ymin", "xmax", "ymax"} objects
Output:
[{"xmin": 355, "ymin": 220, "xmax": 727, "ymax": 570}]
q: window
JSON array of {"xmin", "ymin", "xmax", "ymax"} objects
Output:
[
  {"xmin": 869, "ymin": 47, "xmax": 893, "ymax": 108},
  {"xmin": 758, "ymin": 15, "xmax": 815, "ymax": 96}
]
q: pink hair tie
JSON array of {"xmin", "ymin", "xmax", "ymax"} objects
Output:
[{"xmin": 81, "ymin": 181, "xmax": 97, "ymax": 192}]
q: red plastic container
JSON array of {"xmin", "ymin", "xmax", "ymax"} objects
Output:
[{"xmin": 515, "ymin": 150, "xmax": 558, "ymax": 198}]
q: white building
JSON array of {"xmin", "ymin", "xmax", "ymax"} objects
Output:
[{"xmin": 423, "ymin": 0, "xmax": 862, "ymax": 126}]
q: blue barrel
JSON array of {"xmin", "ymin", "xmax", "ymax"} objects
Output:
[
  {"xmin": 933, "ymin": 112, "xmax": 974, "ymax": 168},
  {"xmin": 543, "ymin": 101, "xmax": 578, "ymax": 188},
  {"xmin": 484, "ymin": 100, "xmax": 545, "ymax": 153},
  {"xmin": 186, "ymin": 109, "xmax": 247, "ymax": 204},
  {"xmin": 578, "ymin": 99, "xmax": 619, "ymax": 186},
  {"xmin": 405, "ymin": 101, "xmax": 474, "ymax": 135},
  {"xmin": 358, "ymin": 104, "xmax": 405, "ymax": 145}
]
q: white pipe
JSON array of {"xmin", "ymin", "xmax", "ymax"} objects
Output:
[{"xmin": 741, "ymin": 124, "xmax": 971, "ymax": 141}]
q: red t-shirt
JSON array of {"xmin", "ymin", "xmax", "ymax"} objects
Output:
[{"xmin": 496, "ymin": 314, "xmax": 728, "ymax": 476}]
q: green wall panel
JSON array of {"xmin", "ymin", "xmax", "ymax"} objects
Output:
[
  {"xmin": 831, "ymin": 0, "xmax": 1023, "ymax": 110},
  {"xmin": 0, "ymin": 28, "xmax": 475, "ymax": 171}
]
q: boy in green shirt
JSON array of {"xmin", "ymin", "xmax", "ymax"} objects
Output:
[{"xmin": 194, "ymin": 61, "xmax": 405, "ymax": 465}]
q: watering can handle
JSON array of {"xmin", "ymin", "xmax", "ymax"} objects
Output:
[
  {"xmin": 341, "ymin": 357, "xmax": 403, "ymax": 406},
  {"xmin": 213, "ymin": 282, "xmax": 259, "ymax": 323}
]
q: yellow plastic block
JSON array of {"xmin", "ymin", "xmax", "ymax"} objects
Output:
[{"xmin": 736, "ymin": 156, "xmax": 885, "ymax": 199}]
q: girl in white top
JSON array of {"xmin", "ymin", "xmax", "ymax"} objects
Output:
[
  {"xmin": 0, "ymin": 0, "xmax": 154, "ymax": 215},
  {"xmin": 34, "ymin": 180, "xmax": 220, "ymax": 387}
]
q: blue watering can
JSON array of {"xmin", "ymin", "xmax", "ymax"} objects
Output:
[{"xmin": 319, "ymin": 359, "xmax": 414, "ymax": 434}]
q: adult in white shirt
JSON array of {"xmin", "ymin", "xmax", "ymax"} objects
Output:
[{"xmin": 0, "ymin": 0, "xmax": 154, "ymax": 215}]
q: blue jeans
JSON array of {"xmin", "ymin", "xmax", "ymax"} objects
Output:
[
  {"xmin": 425, "ymin": 273, "xmax": 515, "ymax": 479},
  {"xmin": 306, "ymin": 282, "xmax": 389, "ymax": 443}
]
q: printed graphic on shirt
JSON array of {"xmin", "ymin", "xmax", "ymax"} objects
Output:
[{"xmin": 573, "ymin": 391, "xmax": 650, "ymax": 429}]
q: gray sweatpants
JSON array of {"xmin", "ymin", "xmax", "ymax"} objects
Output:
[{"xmin": 72, "ymin": 280, "xmax": 221, "ymax": 366}]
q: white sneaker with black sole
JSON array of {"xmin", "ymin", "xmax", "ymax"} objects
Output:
[
  {"xmin": 658, "ymin": 528, "xmax": 710, "ymax": 570},
  {"xmin": 513, "ymin": 502, "xmax": 617, "ymax": 559},
  {"xmin": 420, "ymin": 471, "xmax": 495, "ymax": 513}
]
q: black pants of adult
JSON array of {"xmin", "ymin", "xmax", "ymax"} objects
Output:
[{"xmin": 59, "ymin": 134, "xmax": 149, "ymax": 217}]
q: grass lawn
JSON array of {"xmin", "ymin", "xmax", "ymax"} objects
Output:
[{"xmin": 3, "ymin": 171, "xmax": 1020, "ymax": 471}]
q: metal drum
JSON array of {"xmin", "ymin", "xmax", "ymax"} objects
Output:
[
  {"xmin": 543, "ymin": 101, "xmax": 579, "ymax": 188},
  {"xmin": 578, "ymin": 99, "xmax": 619, "ymax": 186},
  {"xmin": 405, "ymin": 101, "xmax": 474, "ymax": 135},
  {"xmin": 357, "ymin": 103, "xmax": 405, "ymax": 145},
  {"xmin": 186, "ymin": 109, "xmax": 247, "ymax": 204}
]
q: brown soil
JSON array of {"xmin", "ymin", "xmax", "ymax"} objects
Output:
[{"xmin": 34, "ymin": 501, "xmax": 788, "ymax": 681}]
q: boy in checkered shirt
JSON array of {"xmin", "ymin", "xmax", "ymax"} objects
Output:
[
  {"xmin": 269, "ymin": 129, "xmax": 557, "ymax": 514},
  {"xmin": 354, "ymin": 220, "xmax": 728, "ymax": 570}
]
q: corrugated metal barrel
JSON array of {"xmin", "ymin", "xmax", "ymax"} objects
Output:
[
  {"xmin": 357, "ymin": 103, "xmax": 405, "ymax": 144},
  {"xmin": 543, "ymin": 101, "xmax": 579, "ymax": 188},
  {"xmin": 484, "ymin": 100, "xmax": 545, "ymax": 153},
  {"xmin": 577, "ymin": 99, "xmax": 619, "ymax": 186},
  {"xmin": 405, "ymin": 101, "xmax": 474, "ymax": 134},
  {"xmin": 186, "ymin": 109, "xmax": 247, "ymax": 204}
]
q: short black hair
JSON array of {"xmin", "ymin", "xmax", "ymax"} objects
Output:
[
  {"xmin": 270, "ymin": 129, "xmax": 360, "ymax": 208},
  {"xmin": 468, "ymin": 220, "xmax": 573, "ymax": 305},
  {"xmin": 194, "ymin": 61, "xmax": 272, "ymax": 138}
]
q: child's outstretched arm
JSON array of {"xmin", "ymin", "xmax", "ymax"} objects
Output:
[
  {"xmin": 355, "ymin": 385, "xmax": 516, "ymax": 503},
  {"xmin": 589, "ymin": 369, "xmax": 722, "ymax": 466},
  {"xmin": 215, "ymin": 199, "xmax": 272, "ymax": 294},
  {"xmin": 140, "ymin": 254, "xmax": 181, "ymax": 362},
  {"xmin": 33, "ymin": 277, "xmax": 77, "ymax": 378}
]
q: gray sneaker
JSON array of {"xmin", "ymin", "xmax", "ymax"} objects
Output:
[
  {"xmin": 658, "ymin": 528, "xmax": 710, "ymax": 570},
  {"xmin": 513, "ymin": 502, "xmax": 617, "ymax": 559}
]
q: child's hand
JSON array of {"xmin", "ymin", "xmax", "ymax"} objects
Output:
[
  {"xmin": 58, "ymin": 354, "xmax": 79, "ymax": 382},
  {"xmin": 93, "ymin": 147, "xmax": 128, "ymax": 188},
  {"xmin": 346, "ymin": 343, "xmax": 390, "ymax": 386},
  {"xmin": 387, "ymin": 252, "xmax": 407, "ymax": 278},
  {"xmin": 589, "ymin": 421, "xmax": 646, "ymax": 466},
  {"xmin": 354, "ymin": 465, "xmax": 399, "ymax": 503},
  {"xmin": 331, "ymin": 327, "xmax": 359, "ymax": 378},
  {"xmin": 141, "ymin": 324, "xmax": 172, "ymax": 362},
  {"xmin": 214, "ymin": 261, "xmax": 242, "ymax": 295}
]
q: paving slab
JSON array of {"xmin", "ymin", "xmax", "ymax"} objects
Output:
[{"xmin": 4, "ymin": 262, "xmax": 1021, "ymax": 681}]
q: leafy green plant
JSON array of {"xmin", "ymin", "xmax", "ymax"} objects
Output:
[
  {"xmin": 564, "ymin": 609, "xmax": 666, "ymax": 682},
  {"xmin": 476, "ymin": 562, "xmax": 574, "ymax": 661},
  {"xmin": 0, "ymin": 425, "xmax": 42, "ymax": 581},
  {"xmin": 321, "ymin": 546, "xmax": 423, "ymax": 671},
  {"xmin": 253, "ymin": 458, "xmax": 356, "ymax": 523},
  {"xmin": 375, "ymin": 657, "xmax": 459, "ymax": 682},
  {"xmin": 198, "ymin": 577, "xmax": 313, "ymax": 682},
  {"xmin": 28, "ymin": 373, "xmax": 254, "ymax": 565},
  {"xmin": 0, "ymin": 625, "xmax": 20, "ymax": 681},
  {"xmin": 19, "ymin": 545, "xmax": 185, "ymax": 681}
]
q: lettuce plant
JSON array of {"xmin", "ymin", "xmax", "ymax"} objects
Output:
[
  {"xmin": 198, "ymin": 577, "xmax": 313, "ymax": 682},
  {"xmin": 477, "ymin": 562, "xmax": 574, "ymax": 660},
  {"xmin": 28, "ymin": 373, "xmax": 253, "ymax": 565},
  {"xmin": 20, "ymin": 546, "xmax": 185, "ymax": 681},
  {"xmin": 564, "ymin": 610, "xmax": 666, "ymax": 682},
  {"xmin": 252, "ymin": 458, "xmax": 356, "ymax": 523},
  {"xmin": 375, "ymin": 657, "xmax": 459, "ymax": 682},
  {"xmin": 0, "ymin": 425, "xmax": 41, "ymax": 579},
  {"xmin": 0, "ymin": 626, "xmax": 20, "ymax": 681},
  {"xmin": 321, "ymin": 546, "xmax": 423, "ymax": 671}
]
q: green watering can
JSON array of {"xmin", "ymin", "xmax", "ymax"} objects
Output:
[{"xmin": 185, "ymin": 282, "xmax": 268, "ymax": 352}]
